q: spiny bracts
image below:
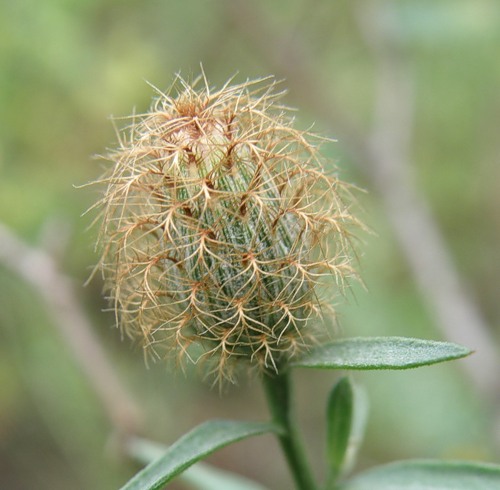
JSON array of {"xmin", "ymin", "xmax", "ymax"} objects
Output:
[{"xmin": 94, "ymin": 75, "xmax": 359, "ymax": 383}]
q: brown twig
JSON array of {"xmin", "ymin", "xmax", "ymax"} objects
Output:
[{"xmin": 0, "ymin": 222, "xmax": 142, "ymax": 436}]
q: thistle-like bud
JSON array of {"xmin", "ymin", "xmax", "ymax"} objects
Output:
[{"xmin": 95, "ymin": 75, "xmax": 359, "ymax": 383}]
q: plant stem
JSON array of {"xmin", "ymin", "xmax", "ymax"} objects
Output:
[{"xmin": 262, "ymin": 370, "xmax": 317, "ymax": 490}]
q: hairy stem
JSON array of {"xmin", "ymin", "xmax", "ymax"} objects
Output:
[{"xmin": 262, "ymin": 370, "xmax": 317, "ymax": 490}]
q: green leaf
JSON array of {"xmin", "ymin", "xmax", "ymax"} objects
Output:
[
  {"xmin": 342, "ymin": 384, "xmax": 369, "ymax": 478},
  {"xmin": 338, "ymin": 459, "xmax": 500, "ymax": 489},
  {"xmin": 120, "ymin": 420, "xmax": 281, "ymax": 490},
  {"xmin": 126, "ymin": 436, "xmax": 269, "ymax": 490},
  {"xmin": 326, "ymin": 377, "xmax": 354, "ymax": 484},
  {"xmin": 180, "ymin": 462, "xmax": 269, "ymax": 490},
  {"xmin": 292, "ymin": 337, "xmax": 471, "ymax": 370}
]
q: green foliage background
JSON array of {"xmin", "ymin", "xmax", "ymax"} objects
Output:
[{"xmin": 0, "ymin": 1, "xmax": 499, "ymax": 488}]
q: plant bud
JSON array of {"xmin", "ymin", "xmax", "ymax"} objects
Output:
[{"xmin": 95, "ymin": 75, "xmax": 359, "ymax": 383}]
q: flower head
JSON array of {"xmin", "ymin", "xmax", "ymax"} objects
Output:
[{"xmin": 95, "ymin": 74, "xmax": 359, "ymax": 383}]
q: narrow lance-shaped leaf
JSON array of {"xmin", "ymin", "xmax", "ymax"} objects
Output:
[
  {"xmin": 326, "ymin": 377, "xmax": 354, "ymax": 486},
  {"xmin": 338, "ymin": 459, "xmax": 500, "ymax": 490},
  {"xmin": 120, "ymin": 420, "xmax": 282, "ymax": 490},
  {"xmin": 179, "ymin": 462, "xmax": 270, "ymax": 490},
  {"xmin": 126, "ymin": 437, "xmax": 269, "ymax": 490},
  {"xmin": 292, "ymin": 337, "xmax": 472, "ymax": 371}
]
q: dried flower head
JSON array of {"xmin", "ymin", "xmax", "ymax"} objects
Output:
[{"xmin": 94, "ymin": 74, "xmax": 359, "ymax": 383}]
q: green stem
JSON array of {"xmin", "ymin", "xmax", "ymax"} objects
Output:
[{"xmin": 262, "ymin": 370, "xmax": 317, "ymax": 490}]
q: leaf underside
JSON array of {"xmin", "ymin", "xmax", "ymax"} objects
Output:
[{"xmin": 338, "ymin": 459, "xmax": 500, "ymax": 489}]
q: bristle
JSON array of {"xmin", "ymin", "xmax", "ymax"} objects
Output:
[{"xmin": 94, "ymin": 75, "xmax": 360, "ymax": 384}]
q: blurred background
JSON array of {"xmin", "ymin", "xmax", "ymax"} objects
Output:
[{"xmin": 1, "ymin": 0, "xmax": 499, "ymax": 488}]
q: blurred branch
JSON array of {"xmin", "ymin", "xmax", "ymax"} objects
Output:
[
  {"xmin": 0, "ymin": 222, "xmax": 142, "ymax": 437},
  {"xmin": 222, "ymin": 0, "xmax": 370, "ymax": 166},
  {"xmin": 224, "ymin": 0, "xmax": 499, "ymax": 396},
  {"xmin": 355, "ymin": 1, "xmax": 499, "ymax": 395}
]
